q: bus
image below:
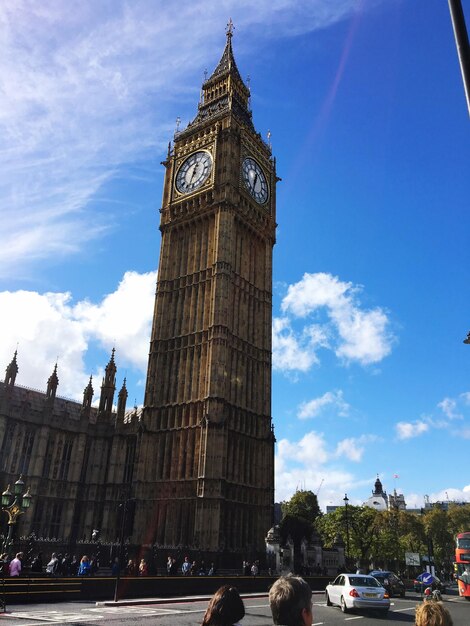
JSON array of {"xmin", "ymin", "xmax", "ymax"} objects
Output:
[{"xmin": 455, "ymin": 531, "xmax": 470, "ymax": 600}]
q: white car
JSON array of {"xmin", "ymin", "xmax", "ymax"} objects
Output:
[{"xmin": 325, "ymin": 573, "xmax": 390, "ymax": 615}]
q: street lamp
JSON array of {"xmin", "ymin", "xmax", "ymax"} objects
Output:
[
  {"xmin": 343, "ymin": 494, "xmax": 350, "ymax": 569},
  {"xmin": 1, "ymin": 476, "xmax": 32, "ymax": 552},
  {"xmin": 114, "ymin": 498, "xmax": 135, "ymax": 603}
]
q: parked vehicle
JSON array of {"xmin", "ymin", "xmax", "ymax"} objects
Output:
[
  {"xmin": 325, "ymin": 573, "xmax": 390, "ymax": 615},
  {"xmin": 370, "ymin": 570, "xmax": 406, "ymax": 597}
]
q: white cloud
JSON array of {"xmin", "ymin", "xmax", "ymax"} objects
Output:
[
  {"xmin": 298, "ymin": 390, "xmax": 349, "ymax": 419},
  {"xmin": 275, "ymin": 272, "xmax": 394, "ymax": 371},
  {"xmin": 460, "ymin": 392, "xmax": 470, "ymax": 405},
  {"xmin": 0, "ymin": 270, "xmax": 156, "ymax": 399},
  {"xmin": 0, "ymin": 0, "xmax": 379, "ymax": 279},
  {"xmin": 438, "ymin": 397, "xmax": 462, "ymax": 420},
  {"xmin": 427, "ymin": 488, "xmax": 470, "ymax": 504},
  {"xmin": 275, "ymin": 431, "xmax": 356, "ymax": 504},
  {"xmin": 395, "ymin": 420, "xmax": 429, "ymax": 440},
  {"xmin": 272, "ymin": 317, "xmax": 318, "ymax": 372},
  {"xmin": 335, "ymin": 435, "xmax": 379, "ymax": 462},
  {"xmin": 274, "ymin": 432, "xmax": 383, "ymax": 505}
]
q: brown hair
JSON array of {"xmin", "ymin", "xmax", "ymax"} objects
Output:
[
  {"xmin": 269, "ymin": 575, "xmax": 312, "ymax": 626},
  {"xmin": 415, "ymin": 602, "xmax": 453, "ymax": 626},
  {"xmin": 201, "ymin": 585, "xmax": 245, "ymax": 626}
]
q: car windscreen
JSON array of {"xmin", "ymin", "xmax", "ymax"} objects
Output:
[{"xmin": 349, "ymin": 576, "xmax": 380, "ymax": 587}]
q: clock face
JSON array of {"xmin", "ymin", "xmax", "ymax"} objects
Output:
[
  {"xmin": 242, "ymin": 157, "xmax": 269, "ymax": 204},
  {"xmin": 175, "ymin": 151, "xmax": 213, "ymax": 194}
]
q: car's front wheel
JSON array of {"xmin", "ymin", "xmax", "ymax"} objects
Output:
[
  {"xmin": 340, "ymin": 596, "xmax": 349, "ymax": 613},
  {"xmin": 325, "ymin": 592, "xmax": 332, "ymax": 606}
]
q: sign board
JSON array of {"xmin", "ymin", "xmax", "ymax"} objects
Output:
[
  {"xmin": 416, "ymin": 572, "xmax": 435, "ymax": 584},
  {"xmin": 405, "ymin": 552, "xmax": 420, "ymax": 566}
]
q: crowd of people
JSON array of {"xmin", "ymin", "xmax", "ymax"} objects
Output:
[{"xmin": 0, "ymin": 551, "xmax": 99, "ymax": 577}]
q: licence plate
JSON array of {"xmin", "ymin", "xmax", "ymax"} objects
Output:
[{"xmin": 364, "ymin": 593, "xmax": 378, "ymax": 598}]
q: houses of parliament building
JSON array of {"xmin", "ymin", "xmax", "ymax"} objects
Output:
[{"xmin": 0, "ymin": 25, "xmax": 277, "ymax": 562}]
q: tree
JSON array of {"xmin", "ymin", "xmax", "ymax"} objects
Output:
[
  {"xmin": 279, "ymin": 490, "xmax": 321, "ymax": 573},
  {"xmin": 423, "ymin": 507, "xmax": 454, "ymax": 567},
  {"xmin": 316, "ymin": 505, "xmax": 379, "ymax": 570},
  {"xmin": 447, "ymin": 504, "xmax": 470, "ymax": 536},
  {"xmin": 281, "ymin": 490, "xmax": 321, "ymax": 524}
]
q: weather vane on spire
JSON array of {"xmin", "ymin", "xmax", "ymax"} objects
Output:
[{"xmin": 226, "ymin": 18, "xmax": 234, "ymax": 38}]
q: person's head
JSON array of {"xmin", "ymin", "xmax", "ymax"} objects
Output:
[
  {"xmin": 81, "ymin": 555, "xmax": 89, "ymax": 563},
  {"xmin": 16, "ymin": 552, "xmax": 23, "ymax": 559},
  {"xmin": 202, "ymin": 585, "xmax": 245, "ymax": 626},
  {"xmin": 269, "ymin": 575, "xmax": 312, "ymax": 626},
  {"xmin": 415, "ymin": 601, "xmax": 453, "ymax": 626}
]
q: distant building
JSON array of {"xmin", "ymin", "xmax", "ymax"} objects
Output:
[
  {"xmin": 364, "ymin": 476, "xmax": 389, "ymax": 510},
  {"xmin": 363, "ymin": 475, "xmax": 406, "ymax": 511}
]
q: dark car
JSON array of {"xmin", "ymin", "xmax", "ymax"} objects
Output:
[
  {"xmin": 370, "ymin": 570, "xmax": 406, "ymax": 598},
  {"xmin": 413, "ymin": 574, "xmax": 446, "ymax": 594}
]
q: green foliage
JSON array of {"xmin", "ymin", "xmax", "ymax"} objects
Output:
[
  {"xmin": 316, "ymin": 503, "xmax": 470, "ymax": 570},
  {"xmin": 279, "ymin": 490, "xmax": 321, "ymax": 573},
  {"xmin": 447, "ymin": 504, "xmax": 470, "ymax": 535},
  {"xmin": 281, "ymin": 490, "xmax": 321, "ymax": 524}
]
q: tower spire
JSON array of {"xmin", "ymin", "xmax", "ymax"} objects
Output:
[
  {"xmin": 183, "ymin": 21, "xmax": 254, "ymax": 134},
  {"xmin": 4, "ymin": 350, "xmax": 19, "ymax": 387},
  {"xmin": 46, "ymin": 363, "xmax": 59, "ymax": 401},
  {"xmin": 117, "ymin": 377, "xmax": 128, "ymax": 421},
  {"xmin": 98, "ymin": 349, "xmax": 117, "ymax": 416}
]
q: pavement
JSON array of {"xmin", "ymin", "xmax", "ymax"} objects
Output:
[{"xmin": 96, "ymin": 590, "xmax": 325, "ymax": 607}]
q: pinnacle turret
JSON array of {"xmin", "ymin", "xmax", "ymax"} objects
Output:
[
  {"xmin": 46, "ymin": 363, "xmax": 59, "ymax": 401},
  {"xmin": 4, "ymin": 350, "xmax": 18, "ymax": 387},
  {"xmin": 98, "ymin": 349, "xmax": 117, "ymax": 415}
]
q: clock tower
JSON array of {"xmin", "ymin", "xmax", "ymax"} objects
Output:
[{"xmin": 137, "ymin": 23, "xmax": 277, "ymax": 559}]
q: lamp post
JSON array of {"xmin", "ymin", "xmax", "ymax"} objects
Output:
[
  {"xmin": 114, "ymin": 498, "xmax": 134, "ymax": 603},
  {"xmin": 343, "ymin": 494, "xmax": 350, "ymax": 569},
  {"xmin": 1, "ymin": 476, "xmax": 32, "ymax": 553}
]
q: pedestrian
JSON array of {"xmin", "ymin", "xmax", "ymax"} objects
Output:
[
  {"xmin": 251, "ymin": 561, "xmax": 258, "ymax": 576},
  {"xmin": 201, "ymin": 585, "xmax": 245, "ymax": 626},
  {"xmin": 70, "ymin": 555, "xmax": 79, "ymax": 575},
  {"xmin": 139, "ymin": 558, "xmax": 148, "ymax": 576},
  {"xmin": 182, "ymin": 556, "xmax": 191, "ymax": 575},
  {"xmin": 126, "ymin": 558, "xmax": 137, "ymax": 576},
  {"xmin": 111, "ymin": 558, "xmax": 120, "ymax": 576},
  {"xmin": 45, "ymin": 552, "xmax": 59, "ymax": 576},
  {"xmin": 269, "ymin": 575, "xmax": 313, "ymax": 626},
  {"xmin": 166, "ymin": 555, "xmax": 173, "ymax": 575},
  {"xmin": 9, "ymin": 552, "xmax": 23, "ymax": 577},
  {"xmin": 78, "ymin": 555, "xmax": 91, "ymax": 576},
  {"xmin": 415, "ymin": 601, "xmax": 453, "ymax": 626},
  {"xmin": 0, "ymin": 553, "xmax": 9, "ymax": 576},
  {"xmin": 30, "ymin": 552, "xmax": 43, "ymax": 573}
]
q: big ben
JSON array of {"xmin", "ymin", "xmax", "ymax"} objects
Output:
[{"xmin": 137, "ymin": 22, "xmax": 277, "ymax": 558}]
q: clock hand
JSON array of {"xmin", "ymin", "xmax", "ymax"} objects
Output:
[
  {"xmin": 189, "ymin": 163, "xmax": 199, "ymax": 183},
  {"xmin": 253, "ymin": 172, "xmax": 258, "ymax": 189}
]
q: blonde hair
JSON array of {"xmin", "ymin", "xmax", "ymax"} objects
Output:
[{"xmin": 415, "ymin": 602, "xmax": 453, "ymax": 626}]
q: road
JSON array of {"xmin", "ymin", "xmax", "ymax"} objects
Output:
[{"xmin": 0, "ymin": 593, "xmax": 468, "ymax": 625}]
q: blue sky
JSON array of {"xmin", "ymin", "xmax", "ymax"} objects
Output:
[{"xmin": 1, "ymin": 0, "xmax": 470, "ymax": 510}]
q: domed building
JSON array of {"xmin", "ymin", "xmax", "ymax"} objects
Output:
[{"xmin": 364, "ymin": 476, "xmax": 389, "ymax": 510}]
